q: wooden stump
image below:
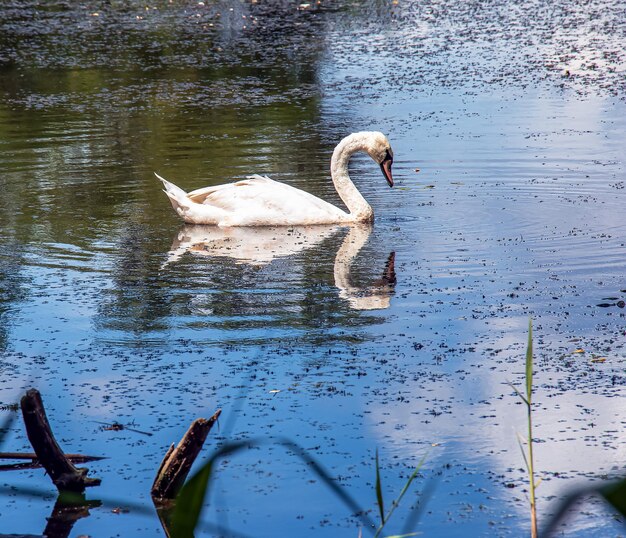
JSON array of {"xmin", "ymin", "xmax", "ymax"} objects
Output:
[
  {"xmin": 151, "ymin": 410, "xmax": 221, "ymax": 502},
  {"xmin": 20, "ymin": 389, "xmax": 101, "ymax": 492}
]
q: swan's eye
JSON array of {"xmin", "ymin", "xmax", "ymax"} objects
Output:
[{"xmin": 383, "ymin": 148, "xmax": 393, "ymax": 163}]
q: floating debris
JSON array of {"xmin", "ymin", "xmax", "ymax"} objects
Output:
[{"xmin": 95, "ymin": 421, "xmax": 153, "ymax": 437}]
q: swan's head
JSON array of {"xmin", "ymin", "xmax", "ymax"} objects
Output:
[{"xmin": 365, "ymin": 132, "xmax": 394, "ymax": 188}]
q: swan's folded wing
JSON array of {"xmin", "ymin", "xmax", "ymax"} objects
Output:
[
  {"xmin": 199, "ymin": 176, "xmax": 348, "ymax": 225},
  {"xmin": 187, "ymin": 184, "xmax": 231, "ymax": 203},
  {"xmin": 186, "ymin": 175, "xmax": 273, "ymax": 203}
]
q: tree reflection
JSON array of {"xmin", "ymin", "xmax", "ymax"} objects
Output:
[
  {"xmin": 0, "ymin": 240, "xmax": 28, "ymax": 353},
  {"xmin": 0, "ymin": 0, "xmax": 392, "ymax": 349}
]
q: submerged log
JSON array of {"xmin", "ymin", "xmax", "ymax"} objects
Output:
[
  {"xmin": 20, "ymin": 389, "xmax": 101, "ymax": 492},
  {"xmin": 151, "ymin": 410, "xmax": 221, "ymax": 502}
]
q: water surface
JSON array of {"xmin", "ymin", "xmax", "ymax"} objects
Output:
[{"xmin": 1, "ymin": 1, "xmax": 625, "ymax": 537}]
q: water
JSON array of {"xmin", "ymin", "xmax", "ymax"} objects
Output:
[{"xmin": 1, "ymin": 1, "xmax": 625, "ymax": 536}]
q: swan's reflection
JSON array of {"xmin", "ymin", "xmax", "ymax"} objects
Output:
[
  {"xmin": 164, "ymin": 225, "xmax": 342, "ymax": 266},
  {"xmin": 163, "ymin": 224, "xmax": 396, "ymax": 310},
  {"xmin": 334, "ymin": 226, "xmax": 396, "ymax": 310}
]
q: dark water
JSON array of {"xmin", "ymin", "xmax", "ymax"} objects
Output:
[{"xmin": 1, "ymin": 1, "xmax": 625, "ymax": 536}]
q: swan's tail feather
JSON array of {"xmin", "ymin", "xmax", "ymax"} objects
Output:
[
  {"xmin": 155, "ymin": 172, "xmax": 193, "ymax": 215},
  {"xmin": 162, "ymin": 189, "xmax": 192, "ymax": 213},
  {"xmin": 155, "ymin": 172, "xmax": 188, "ymax": 198},
  {"xmin": 155, "ymin": 172, "xmax": 224, "ymax": 225}
]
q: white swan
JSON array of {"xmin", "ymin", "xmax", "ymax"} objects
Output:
[{"xmin": 156, "ymin": 131, "xmax": 394, "ymax": 226}]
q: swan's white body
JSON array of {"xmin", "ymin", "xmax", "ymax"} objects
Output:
[{"xmin": 157, "ymin": 131, "xmax": 394, "ymax": 226}]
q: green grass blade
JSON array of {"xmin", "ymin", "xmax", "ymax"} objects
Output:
[
  {"xmin": 525, "ymin": 318, "xmax": 533, "ymax": 402},
  {"xmin": 401, "ymin": 477, "xmax": 438, "ymax": 536},
  {"xmin": 541, "ymin": 490, "xmax": 584, "ymax": 536},
  {"xmin": 0, "ymin": 408, "xmax": 17, "ymax": 446},
  {"xmin": 376, "ymin": 453, "xmax": 428, "ymax": 537},
  {"xmin": 543, "ymin": 477, "xmax": 626, "ymax": 536},
  {"xmin": 171, "ymin": 440, "xmax": 256, "ymax": 538},
  {"xmin": 375, "ymin": 449, "xmax": 386, "ymax": 524},
  {"xmin": 389, "ymin": 453, "xmax": 427, "ymax": 514},
  {"xmin": 172, "ymin": 436, "xmax": 376, "ymax": 536},
  {"xmin": 507, "ymin": 382, "xmax": 529, "ymax": 406},
  {"xmin": 516, "ymin": 433, "xmax": 530, "ymax": 472},
  {"xmin": 171, "ymin": 464, "xmax": 211, "ymax": 538},
  {"xmin": 278, "ymin": 438, "xmax": 375, "ymax": 530},
  {"xmin": 598, "ymin": 479, "xmax": 626, "ymax": 517}
]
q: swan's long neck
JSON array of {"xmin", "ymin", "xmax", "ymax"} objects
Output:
[{"xmin": 330, "ymin": 133, "xmax": 374, "ymax": 222}]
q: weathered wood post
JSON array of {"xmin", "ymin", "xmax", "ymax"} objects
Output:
[
  {"xmin": 151, "ymin": 410, "xmax": 221, "ymax": 538},
  {"xmin": 151, "ymin": 410, "xmax": 221, "ymax": 502},
  {"xmin": 20, "ymin": 389, "xmax": 101, "ymax": 492}
]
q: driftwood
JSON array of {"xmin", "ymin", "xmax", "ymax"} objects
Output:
[
  {"xmin": 151, "ymin": 410, "xmax": 221, "ymax": 502},
  {"xmin": 20, "ymin": 389, "xmax": 101, "ymax": 492},
  {"xmin": 0, "ymin": 452, "xmax": 103, "ymax": 461},
  {"xmin": 0, "ymin": 451, "xmax": 104, "ymax": 472},
  {"xmin": 7, "ymin": 390, "xmax": 220, "ymax": 536},
  {"xmin": 0, "ymin": 452, "xmax": 104, "ymax": 462}
]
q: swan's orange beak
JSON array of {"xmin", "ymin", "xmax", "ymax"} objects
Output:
[{"xmin": 380, "ymin": 154, "xmax": 393, "ymax": 187}]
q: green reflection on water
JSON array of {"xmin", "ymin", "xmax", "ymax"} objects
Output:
[{"xmin": 0, "ymin": 1, "xmax": 392, "ymax": 350}]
